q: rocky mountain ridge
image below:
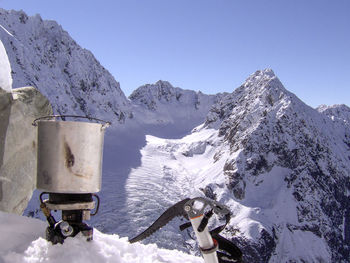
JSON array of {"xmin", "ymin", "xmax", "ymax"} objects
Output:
[
  {"xmin": 129, "ymin": 80, "xmax": 226, "ymax": 134},
  {"xmin": 0, "ymin": 8, "xmax": 131, "ymax": 122},
  {"xmin": 202, "ymin": 69, "xmax": 350, "ymax": 262},
  {"xmin": 130, "ymin": 80, "xmax": 225, "ymax": 111}
]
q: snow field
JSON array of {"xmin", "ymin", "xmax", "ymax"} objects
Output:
[{"xmin": 0, "ymin": 211, "xmax": 202, "ymax": 263}]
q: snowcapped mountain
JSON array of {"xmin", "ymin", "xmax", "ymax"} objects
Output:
[
  {"xmin": 122, "ymin": 70, "xmax": 350, "ymax": 262},
  {"xmin": 130, "ymin": 80, "xmax": 225, "ymax": 114},
  {"xmin": 129, "ymin": 80, "xmax": 226, "ymax": 136},
  {"xmin": 202, "ymin": 69, "xmax": 350, "ymax": 262},
  {"xmin": 0, "ymin": 8, "xmax": 131, "ymax": 122}
]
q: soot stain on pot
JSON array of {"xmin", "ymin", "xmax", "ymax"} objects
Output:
[
  {"xmin": 64, "ymin": 141, "xmax": 75, "ymax": 168},
  {"xmin": 63, "ymin": 139, "xmax": 92, "ymax": 178}
]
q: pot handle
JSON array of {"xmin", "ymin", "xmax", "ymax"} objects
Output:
[{"xmin": 32, "ymin": 115, "xmax": 111, "ymax": 130}]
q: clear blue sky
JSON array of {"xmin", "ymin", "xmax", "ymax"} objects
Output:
[{"xmin": 1, "ymin": 0, "xmax": 349, "ymax": 107}]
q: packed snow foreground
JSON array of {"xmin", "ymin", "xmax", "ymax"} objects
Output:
[{"xmin": 0, "ymin": 211, "xmax": 202, "ymax": 263}]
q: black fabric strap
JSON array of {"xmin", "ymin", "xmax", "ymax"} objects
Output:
[
  {"xmin": 212, "ymin": 233, "xmax": 242, "ymax": 263},
  {"xmin": 210, "ymin": 213, "xmax": 231, "ymax": 236},
  {"xmin": 179, "ymin": 222, "xmax": 192, "ymax": 231},
  {"xmin": 179, "ymin": 206, "xmax": 242, "ymax": 262}
]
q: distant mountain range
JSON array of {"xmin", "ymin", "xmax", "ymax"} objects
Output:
[{"xmin": 1, "ymin": 9, "xmax": 349, "ymax": 263}]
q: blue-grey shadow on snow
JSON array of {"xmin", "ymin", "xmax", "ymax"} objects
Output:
[{"xmin": 90, "ymin": 120, "xmax": 200, "ymax": 236}]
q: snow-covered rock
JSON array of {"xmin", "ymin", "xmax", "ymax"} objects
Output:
[
  {"xmin": 317, "ymin": 104, "xmax": 350, "ymax": 128},
  {"xmin": 0, "ymin": 39, "xmax": 12, "ymax": 92},
  {"xmin": 0, "ymin": 86, "xmax": 52, "ymax": 214}
]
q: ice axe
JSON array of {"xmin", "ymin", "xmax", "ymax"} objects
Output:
[{"xmin": 129, "ymin": 197, "xmax": 242, "ymax": 263}]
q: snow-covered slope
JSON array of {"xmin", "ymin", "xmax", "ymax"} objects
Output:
[
  {"xmin": 0, "ymin": 211, "xmax": 202, "ymax": 263},
  {"xmin": 0, "ymin": 8, "xmax": 131, "ymax": 122}
]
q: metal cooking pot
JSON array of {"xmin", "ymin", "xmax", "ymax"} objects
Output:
[{"xmin": 33, "ymin": 115, "xmax": 110, "ymax": 193}]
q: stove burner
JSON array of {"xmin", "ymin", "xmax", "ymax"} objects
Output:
[{"xmin": 39, "ymin": 192, "xmax": 100, "ymax": 244}]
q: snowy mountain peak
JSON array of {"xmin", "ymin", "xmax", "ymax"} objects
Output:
[
  {"xmin": 129, "ymin": 80, "xmax": 180, "ymax": 110},
  {"xmin": 155, "ymin": 79, "xmax": 173, "ymax": 88},
  {"xmin": 130, "ymin": 80, "xmax": 225, "ymax": 109},
  {"xmin": 205, "ymin": 68, "xmax": 298, "ymax": 130},
  {"xmin": 241, "ymin": 69, "xmax": 286, "ymax": 99},
  {"xmin": 245, "ymin": 68, "xmax": 276, "ymax": 83},
  {"xmin": 128, "ymin": 80, "xmax": 226, "ymax": 136}
]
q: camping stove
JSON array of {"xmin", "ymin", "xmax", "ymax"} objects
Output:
[
  {"xmin": 39, "ymin": 192, "xmax": 100, "ymax": 244},
  {"xmin": 33, "ymin": 115, "xmax": 110, "ymax": 244}
]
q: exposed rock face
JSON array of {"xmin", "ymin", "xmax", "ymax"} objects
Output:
[{"xmin": 0, "ymin": 87, "xmax": 52, "ymax": 214}]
